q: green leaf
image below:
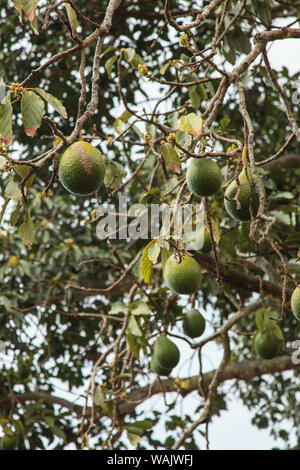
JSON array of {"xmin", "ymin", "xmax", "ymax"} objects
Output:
[
  {"xmin": 104, "ymin": 161, "xmax": 125, "ymax": 188},
  {"xmin": 198, "ymin": 83, "xmax": 208, "ymax": 101},
  {"xmin": 210, "ymin": 218, "xmax": 220, "ymax": 244},
  {"xmin": 222, "ymin": 37, "xmax": 236, "ymax": 65},
  {"xmin": 0, "ymin": 156, "xmax": 6, "ymax": 168},
  {"xmin": 21, "ymin": 90, "xmax": 45, "ymax": 137},
  {"xmin": 5, "ymin": 175, "xmax": 22, "ymax": 200},
  {"xmin": 234, "ymin": 30, "xmax": 251, "ymax": 55},
  {"xmin": 105, "ymin": 55, "xmax": 117, "ymax": 78},
  {"xmin": 126, "ymin": 332, "xmax": 141, "ymax": 360},
  {"xmin": 120, "ymin": 109, "xmax": 133, "ymax": 123},
  {"xmin": 123, "ymin": 48, "xmax": 135, "ymax": 63},
  {"xmin": 21, "ymin": 0, "xmax": 36, "ymax": 21},
  {"xmin": 254, "ymin": 1, "xmax": 272, "ymax": 24},
  {"xmin": 14, "ymin": 164, "xmax": 35, "ymax": 188},
  {"xmin": 129, "ymin": 52, "xmax": 144, "ymax": 70},
  {"xmin": 0, "ymin": 199, "xmax": 9, "ymax": 226},
  {"xmin": 14, "ymin": 0, "xmax": 23, "ymax": 17},
  {"xmin": 18, "ymin": 212, "xmax": 35, "ymax": 246},
  {"xmin": 0, "ymin": 296, "xmax": 13, "ymax": 312},
  {"xmin": 131, "ymin": 301, "xmax": 152, "ymax": 316},
  {"xmin": 205, "ymin": 80, "xmax": 215, "ymax": 97},
  {"xmin": 270, "ymin": 210, "xmax": 290, "ymax": 225},
  {"xmin": 251, "ymin": 330, "xmax": 260, "ymax": 355},
  {"xmin": 271, "ymin": 191, "xmax": 294, "ymax": 201},
  {"xmin": 160, "ymin": 61, "xmax": 171, "ymax": 75},
  {"xmin": 101, "ymin": 46, "xmax": 117, "ymax": 58},
  {"xmin": 279, "ymin": 429, "xmax": 289, "ymax": 441},
  {"xmin": 94, "ymin": 385, "xmax": 114, "ymax": 417},
  {"xmin": 220, "ymin": 117, "xmax": 230, "ymax": 129},
  {"xmin": 241, "ymin": 70, "xmax": 250, "ymax": 87},
  {"xmin": 158, "ymin": 239, "xmax": 169, "ymax": 250},
  {"xmin": 148, "ymin": 240, "xmax": 161, "ymax": 264},
  {"xmin": 113, "ymin": 117, "xmax": 124, "ymax": 134},
  {"xmin": 161, "ymin": 247, "xmax": 171, "ymax": 275},
  {"xmin": 65, "ymin": 4, "xmax": 78, "ymax": 35},
  {"xmin": 188, "ymin": 86, "xmax": 201, "ymax": 110},
  {"xmin": 13, "ymin": 419, "xmax": 24, "ymax": 436},
  {"xmin": 161, "ymin": 142, "xmax": 181, "ymax": 174},
  {"xmin": 127, "ymin": 431, "xmax": 142, "ymax": 446},
  {"xmin": 176, "ymin": 130, "xmax": 192, "ymax": 148},
  {"xmin": 177, "ymin": 113, "xmax": 203, "ymax": 136},
  {"xmin": 127, "ymin": 315, "xmax": 142, "ymax": 337},
  {"xmin": 10, "ymin": 205, "xmax": 21, "ymax": 226},
  {"xmin": 189, "ymin": 84, "xmax": 207, "ymax": 110},
  {"xmin": 125, "ymin": 426, "xmax": 144, "ymax": 436},
  {"xmin": 52, "ymin": 425, "xmax": 66, "ymax": 442},
  {"xmin": 132, "ymin": 125, "xmax": 144, "ymax": 139},
  {"xmin": 168, "ymin": 111, "xmax": 179, "ymax": 128},
  {"xmin": 264, "ymin": 309, "xmax": 279, "ymax": 331},
  {"xmin": 141, "ymin": 240, "xmax": 156, "ymax": 284},
  {"xmin": 33, "ymin": 88, "xmax": 67, "ymax": 119},
  {"xmin": 0, "ymin": 94, "xmax": 13, "ymax": 147},
  {"xmin": 44, "ymin": 416, "xmax": 55, "ymax": 429},
  {"xmin": 129, "ymin": 419, "xmax": 153, "ymax": 430},
  {"xmin": 108, "ymin": 301, "xmax": 128, "ymax": 315},
  {"xmin": 255, "ymin": 309, "xmax": 266, "ymax": 332},
  {"xmin": 272, "ymin": 324, "xmax": 284, "ymax": 341},
  {"xmin": 256, "ymin": 309, "xmax": 280, "ymax": 333},
  {"xmin": 30, "ymin": 14, "xmax": 39, "ymax": 35},
  {"xmin": 94, "ymin": 385, "xmax": 103, "ymax": 406},
  {"xmin": 146, "ymin": 122, "xmax": 156, "ymax": 139}
]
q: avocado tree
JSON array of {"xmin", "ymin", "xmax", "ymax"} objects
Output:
[{"xmin": 0, "ymin": 0, "xmax": 300, "ymax": 450}]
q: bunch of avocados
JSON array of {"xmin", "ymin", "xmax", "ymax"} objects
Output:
[
  {"xmin": 57, "ymin": 143, "xmax": 300, "ymax": 377},
  {"xmin": 162, "ymin": 157, "xmax": 263, "ymax": 297}
]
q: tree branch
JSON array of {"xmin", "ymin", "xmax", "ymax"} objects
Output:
[
  {"xmin": 262, "ymin": 152, "xmax": 300, "ymax": 171},
  {"xmin": 4, "ymin": 355, "xmax": 298, "ymax": 420},
  {"xmin": 192, "ymin": 252, "xmax": 291, "ymax": 301}
]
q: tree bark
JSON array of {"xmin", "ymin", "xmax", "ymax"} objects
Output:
[{"xmin": 2, "ymin": 355, "xmax": 297, "ymax": 419}]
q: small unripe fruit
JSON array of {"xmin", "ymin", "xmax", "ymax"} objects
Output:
[
  {"xmin": 183, "ymin": 309, "xmax": 206, "ymax": 338},
  {"xmin": 150, "ymin": 356, "xmax": 172, "ymax": 376},
  {"xmin": 224, "ymin": 169, "xmax": 264, "ymax": 222},
  {"xmin": 186, "ymin": 158, "xmax": 222, "ymax": 197},
  {"xmin": 153, "ymin": 336, "xmax": 180, "ymax": 369},
  {"xmin": 254, "ymin": 330, "xmax": 282, "ymax": 360},
  {"xmin": 163, "ymin": 254, "xmax": 202, "ymax": 295},
  {"xmin": 58, "ymin": 141, "xmax": 106, "ymax": 196}
]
